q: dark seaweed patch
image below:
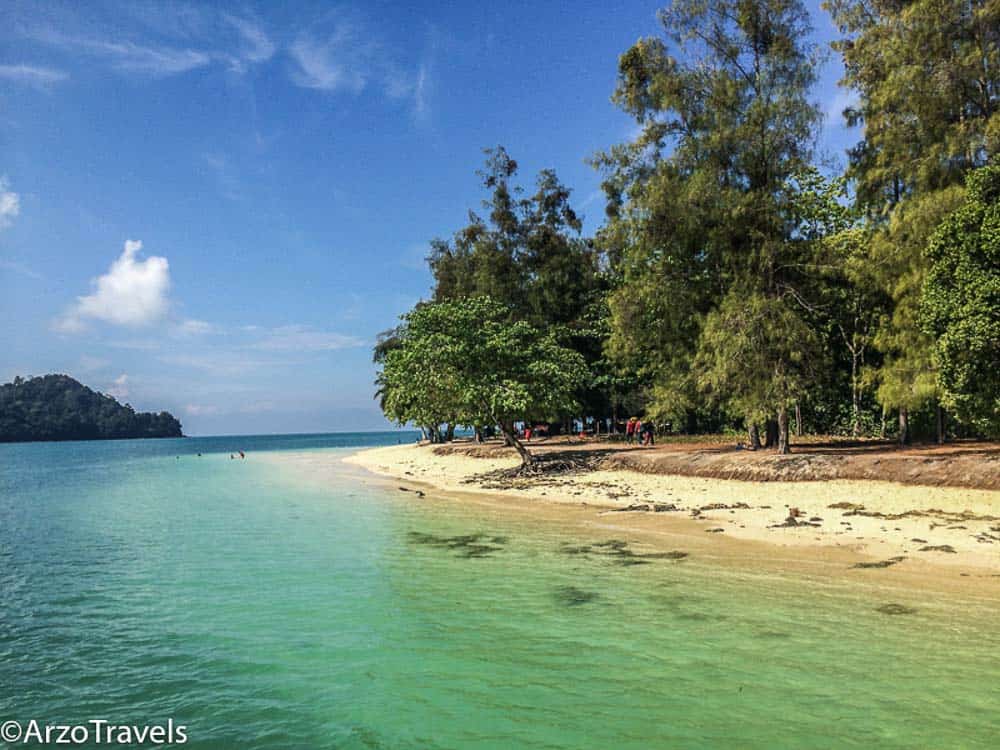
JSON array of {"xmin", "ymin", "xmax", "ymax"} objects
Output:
[
  {"xmin": 876, "ymin": 603, "xmax": 918, "ymax": 615},
  {"xmin": 559, "ymin": 539, "xmax": 688, "ymax": 566},
  {"xmin": 554, "ymin": 585, "xmax": 599, "ymax": 607},
  {"xmin": 851, "ymin": 556, "xmax": 905, "ymax": 569},
  {"xmin": 407, "ymin": 531, "xmax": 506, "ymax": 558}
]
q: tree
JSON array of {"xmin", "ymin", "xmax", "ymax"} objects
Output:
[
  {"xmin": 825, "ymin": 0, "xmax": 999, "ymax": 207},
  {"xmin": 377, "ymin": 297, "xmax": 588, "ymax": 464},
  {"xmin": 696, "ymin": 288, "xmax": 821, "ymax": 453},
  {"xmin": 593, "ymin": 0, "xmax": 824, "ymax": 449},
  {"xmin": 866, "ymin": 190, "xmax": 964, "ymax": 442},
  {"xmin": 922, "ymin": 164, "xmax": 1000, "ymax": 437},
  {"xmin": 826, "ymin": 0, "xmax": 999, "ymax": 440},
  {"xmin": 427, "ymin": 148, "xmax": 608, "ymax": 424}
]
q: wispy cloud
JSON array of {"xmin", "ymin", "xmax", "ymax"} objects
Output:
[
  {"xmin": 23, "ymin": 8, "xmax": 273, "ymax": 79},
  {"xmin": 184, "ymin": 403, "xmax": 219, "ymax": 416},
  {"xmin": 201, "ymin": 152, "xmax": 243, "ymax": 200},
  {"xmin": 221, "ymin": 13, "xmax": 275, "ymax": 72},
  {"xmin": 55, "ymin": 239, "xmax": 172, "ymax": 333},
  {"xmin": 0, "ymin": 63, "xmax": 68, "ymax": 87},
  {"xmin": 159, "ymin": 352, "xmax": 278, "ymax": 377},
  {"xmin": 78, "ymin": 355, "xmax": 110, "ymax": 372},
  {"xmin": 172, "ymin": 318, "xmax": 219, "ymax": 337},
  {"xmin": 0, "ymin": 177, "xmax": 21, "ymax": 229},
  {"xmin": 288, "ymin": 11, "xmax": 432, "ymax": 117},
  {"xmin": 33, "ymin": 29, "xmax": 210, "ymax": 76},
  {"xmin": 252, "ymin": 325, "xmax": 365, "ymax": 352},
  {"xmin": 288, "ymin": 22, "xmax": 368, "ymax": 93},
  {"xmin": 0, "ymin": 259, "xmax": 41, "ymax": 278}
]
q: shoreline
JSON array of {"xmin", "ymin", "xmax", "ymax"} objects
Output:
[{"xmin": 342, "ymin": 442, "xmax": 1000, "ymax": 588}]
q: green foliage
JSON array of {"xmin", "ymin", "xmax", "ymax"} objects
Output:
[
  {"xmin": 922, "ymin": 165, "xmax": 1000, "ymax": 436},
  {"xmin": 0, "ymin": 374, "xmax": 183, "ymax": 442},
  {"xmin": 377, "ymin": 298, "xmax": 588, "ymax": 456}
]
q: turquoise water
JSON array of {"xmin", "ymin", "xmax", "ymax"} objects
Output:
[{"xmin": 2, "ymin": 433, "xmax": 998, "ymax": 749}]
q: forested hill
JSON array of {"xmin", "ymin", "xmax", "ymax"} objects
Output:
[{"xmin": 0, "ymin": 374, "xmax": 183, "ymax": 443}]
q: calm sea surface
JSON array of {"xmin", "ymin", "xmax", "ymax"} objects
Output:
[{"xmin": 1, "ymin": 433, "xmax": 998, "ymax": 749}]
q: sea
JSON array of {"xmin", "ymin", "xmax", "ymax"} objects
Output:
[{"xmin": 1, "ymin": 432, "xmax": 998, "ymax": 748}]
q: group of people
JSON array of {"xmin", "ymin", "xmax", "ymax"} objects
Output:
[{"xmin": 625, "ymin": 417, "xmax": 654, "ymax": 446}]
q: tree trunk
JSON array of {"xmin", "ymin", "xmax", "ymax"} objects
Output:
[
  {"xmin": 748, "ymin": 423, "xmax": 761, "ymax": 450},
  {"xmin": 879, "ymin": 408, "xmax": 887, "ymax": 439},
  {"xmin": 898, "ymin": 407, "xmax": 909, "ymax": 446},
  {"xmin": 498, "ymin": 420, "xmax": 533, "ymax": 466},
  {"xmin": 776, "ymin": 407, "xmax": 790, "ymax": 454},
  {"xmin": 936, "ymin": 405, "xmax": 945, "ymax": 444},
  {"xmin": 794, "ymin": 402, "xmax": 802, "ymax": 437},
  {"xmin": 851, "ymin": 354, "xmax": 861, "ymax": 437},
  {"xmin": 764, "ymin": 419, "xmax": 779, "ymax": 448},
  {"xmin": 474, "ymin": 426, "xmax": 484, "ymax": 443},
  {"xmin": 445, "ymin": 423, "xmax": 455, "ymax": 442}
]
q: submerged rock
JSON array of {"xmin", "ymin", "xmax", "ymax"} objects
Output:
[{"xmin": 919, "ymin": 544, "xmax": 957, "ymax": 553}]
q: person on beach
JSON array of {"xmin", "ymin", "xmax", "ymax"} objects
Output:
[
  {"xmin": 642, "ymin": 420, "xmax": 655, "ymax": 446},
  {"xmin": 626, "ymin": 417, "xmax": 636, "ymax": 445}
]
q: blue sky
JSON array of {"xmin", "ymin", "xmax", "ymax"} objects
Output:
[{"xmin": 1, "ymin": 0, "xmax": 859, "ymax": 435}]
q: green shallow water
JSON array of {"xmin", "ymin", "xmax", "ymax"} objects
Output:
[{"xmin": 2, "ymin": 434, "xmax": 998, "ymax": 749}]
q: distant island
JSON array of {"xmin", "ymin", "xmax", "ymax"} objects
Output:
[{"xmin": 0, "ymin": 374, "xmax": 183, "ymax": 443}]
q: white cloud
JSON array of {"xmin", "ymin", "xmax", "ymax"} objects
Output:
[
  {"xmin": 55, "ymin": 239, "xmax": 171, "ymax": 332},
  {"xmin": 252, "ymin": 325, "xmax": 364, "ymax": 352},
  {"xmin": 106, "ymin": 373, "xmax": 129, "ymax": 401},
  {"xmin": 0, "ymin": 63, "xmax": 68, "ymax": 87},
  {"xmin": 0, "ymin": 177, "xmax": 21, "ymax": 229}
]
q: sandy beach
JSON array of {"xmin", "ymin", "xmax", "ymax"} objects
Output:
[{"xmin": 341, "ymin": 440, "xmax": 1000, "ymax": 583}]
